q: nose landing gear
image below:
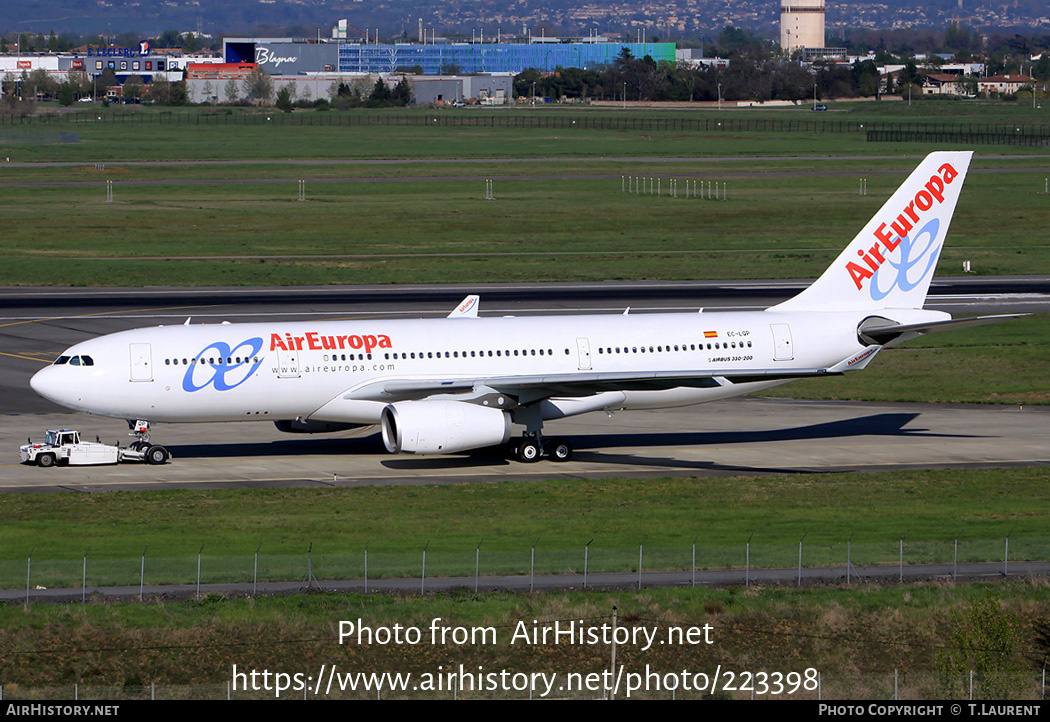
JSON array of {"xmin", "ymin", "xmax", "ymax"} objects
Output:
[{"xmin": 127, "ymin": 419, "xmax": 170, "ymax": 465}]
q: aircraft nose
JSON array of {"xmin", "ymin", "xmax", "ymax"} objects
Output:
[{"xmin": 30, "ymin": 365, "xmax": 66, "ymax": 405}]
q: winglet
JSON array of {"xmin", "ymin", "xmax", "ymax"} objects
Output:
[{"xmin": 448, "ymin": 295, "xmax": 480, "ymax": 318}]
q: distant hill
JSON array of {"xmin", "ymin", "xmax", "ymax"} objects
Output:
[{"xmin": 0, "ymin": 0, "xmax": 1047, "ymax": 42}]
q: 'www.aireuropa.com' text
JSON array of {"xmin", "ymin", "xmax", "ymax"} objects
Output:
[{"xmin": 232, "ymin": 664, "xmax": 819, "ymax": 698}]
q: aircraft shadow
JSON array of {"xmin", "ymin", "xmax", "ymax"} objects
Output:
[
  {"xmin": 380, "ymin": 411, "xmax": 985, "ymax": 472},
  {"xmin": 166, "ymin": 412, "xmax": 985, "ymax": 472},
  {"xmin": 570, "ymin": 412, "xmax": 980, "ymax": 450},
  {"xmin": 166, "ymin": 435, "xmax": 389, "ymax": 460}
]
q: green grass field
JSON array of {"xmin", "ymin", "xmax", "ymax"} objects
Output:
[
  {"xmin": 2, "ymin": 158, "xmax": 1049, "ymax": 287},
  {"xmin": 1, "ymin": 468, "xmax": 1047, "ymax": 589},
  {"xmin": 1, "ymin": 102, "xmax": 1047, "ymax": 287},
  {"xmin": 1, "ymin": 582, "xmax": 1046, "ymax": 698}
]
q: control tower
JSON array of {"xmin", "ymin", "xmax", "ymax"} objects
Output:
[{"xmin": 780, "ymin": 0, "xmax": 826, "ymax": 52}]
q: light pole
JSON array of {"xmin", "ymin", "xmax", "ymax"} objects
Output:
[
  {"xmin": 623, "ymin": 81, "xmax": 626, "ymax": 109},
  {"xmin": 717, "ymin": 82, "xmax": 722, "ymax": 110}
]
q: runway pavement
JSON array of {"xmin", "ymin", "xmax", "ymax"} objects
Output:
[
  {"xmin": 2, "ymin": 280, "xmax": 1047, "ymax": 493},
  {"xmin": 1, "ymin": 397, "xmax": 1048, "ymax": 494}
]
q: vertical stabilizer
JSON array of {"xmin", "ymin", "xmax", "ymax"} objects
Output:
[{"xmin": 770, "ymin": 151, "xmax": 972, "ymax": 312}]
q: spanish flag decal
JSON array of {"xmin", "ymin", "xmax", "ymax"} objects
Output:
[{"xmin": 704, "ymin": 331, "xmax": 718, "ymax": 338}]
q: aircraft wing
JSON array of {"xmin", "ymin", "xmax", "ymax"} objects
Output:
[{"xmin": 344, "ymin": 367, "xmax": 840, "ymax": 404}]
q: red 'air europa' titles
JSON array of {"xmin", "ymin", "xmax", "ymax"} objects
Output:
[
  {"xmin": 270, "ymin": 332, "xmax": 393, "ymax": 353},
  {"xmin": 845, "ymin": 162, "xmax": 959, "ymax": 291}
]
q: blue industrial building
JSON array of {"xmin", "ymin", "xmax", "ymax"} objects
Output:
[{"xmin": 225, "ymin": 38, "xmax": 676, "ymax": 76}]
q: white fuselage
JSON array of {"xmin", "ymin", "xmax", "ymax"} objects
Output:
[{"xmin": 29, "ymin": 306, "xmax": 942, "ymax": 427}]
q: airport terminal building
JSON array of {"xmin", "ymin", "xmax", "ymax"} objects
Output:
[
  {"xmin": 3, "ymin": 35, "xmax": 676, "ymax": 105},
  {"xmin": 196, "ymin": 36, "xmax": 676, "ymax": 105},
  {"xmin": 224, "ymin": 37, "xmax": 676, "ymax": 76}
]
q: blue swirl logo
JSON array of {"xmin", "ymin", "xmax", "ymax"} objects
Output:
[
  {"xmin": 182, "ymin": 338, "xmax": 264, "ymax": 392},
  {"xmin": 869, "ymin": 218, "xmax": 941, "ymax": 302}
]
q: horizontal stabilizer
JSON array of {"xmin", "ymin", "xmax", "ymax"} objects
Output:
[{"xmin": 859, "ymin": 313, "xmax": 1027, "ymax": 346}]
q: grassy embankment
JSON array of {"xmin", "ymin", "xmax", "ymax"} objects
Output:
[
  {"xmin": 0, "ymin": 462, "xmax": 1047, "ymax": 697},
  {"xmin": 1, "ymin": 467, "xmax": 1047, "ymax": 588},
  {"xmin": 1, "ymin": 579, "xmax": 1047, "ymax": 698}
]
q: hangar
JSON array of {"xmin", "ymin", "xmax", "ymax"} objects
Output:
[{"xmin": 184, "ymin": 68, "xmax": 514, "ymax": 106}]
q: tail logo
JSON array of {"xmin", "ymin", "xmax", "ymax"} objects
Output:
[
  {"xmin": 845, "ymin": 161, "xmax": 960, "ymax": 298},
  {"xmin": 869, "ymin": 219, "xmax": 941, "ymax": 301}
]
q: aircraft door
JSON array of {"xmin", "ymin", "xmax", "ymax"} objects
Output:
[
  {"xmin": 276, "ymin": 347, "xmax": 300, "ymax": 378},
  {"xmin": 129, "ymin": 343, "xmax": 153, "ymax": 382},
  {"xmin": 576, "ymin": 337, "xmax": 592, "ymax": 370},
  {"xmin": 770, "ymin": 324, "xmax": 794, "ymax": 361}
]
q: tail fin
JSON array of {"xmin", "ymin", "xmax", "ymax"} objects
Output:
[{"xmin": 770, "ymin": 151, "xmax": 973, "ymax": 312}]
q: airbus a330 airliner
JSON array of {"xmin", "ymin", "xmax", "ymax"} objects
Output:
[{"xmin": 30, "ymin": 151, "xmax": 1018, "ymax": 463}]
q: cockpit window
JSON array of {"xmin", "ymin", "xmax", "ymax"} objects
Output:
[{"xmin": 54, "ymin": 355, "xmax": 94, "ymax": 367}]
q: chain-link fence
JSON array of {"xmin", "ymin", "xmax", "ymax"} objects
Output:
[
  {"xmin": 2, "ymin": 109, "xmax": 1050, "ymax": 143},
  {"xmin": 3, "ymin": 535, "xmax": 1048, "ymax": 602}
]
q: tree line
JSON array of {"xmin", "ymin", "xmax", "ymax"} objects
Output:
[{"xmin": 514, "ymin": 50, "xmax": 890, "ymax": 103}]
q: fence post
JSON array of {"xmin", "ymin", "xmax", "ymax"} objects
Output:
[
  {"xmin": 638, "ymin": 535, "xmax": 646, "ymax": 590},
  {"xmin": 954, "ymin": 532, "xmax": 960, "ymax": 581},
  {"xmin": 692, "ymin": 534, "xmax": 699, "ymax": 588},
  {"xmin": 746, "ymin": 533, "xmax": 753, "ymax": 588},
  {"xmin": 584, "ymin": 538, "xmax": 593, "ymax": 589},
  {"xmin": 25, "ymin": 547, "xmax": 34, "ymax": 608},
  {"xmin": 899, "ymin": 531, "xmax": 908, "ymax": 583},
  {"xmin": 197, "ymin": 544, "xmax": 204, "ymax": 600},
  {"xmin": 421, "ymin": 541, "xmax": 429, "ymax": 595},
  {"xmin": 797, "ymin": 532, "xmax": 807, "ymax": 586},
  {"xmin": 139, "ymin": 545, "xmax": 148, "ymax": 601},
  {"xmin": 253, "ymin": 543, "xmax": 261, "ymax": 596},
  {"xmin": 1005, "ymin": 525, "xmax": 1014, "ymax": 576},
  {"xmin": 530, "ymin": 538, "xmax": 539, "ymax": 593},
  {"xmin": 847, "ymin": 532, "xmax": 854, "ymax": 584}
]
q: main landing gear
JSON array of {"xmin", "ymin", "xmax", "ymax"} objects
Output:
[{"xmin": 512, "ymin": 433, "xmax": 573, "ymax": 463}]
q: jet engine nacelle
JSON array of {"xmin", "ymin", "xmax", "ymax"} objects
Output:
[{"xmin": 381, "ymin": 400, "xmax": 512, "ymax": 454}]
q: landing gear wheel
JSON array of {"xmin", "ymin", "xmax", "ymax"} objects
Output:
[
  {"xmin": 517, "ymin": 439, "xmax": 541, "ymax": 463},
  {"xmin": 549, "ymin": 438, "xmax": 573, "ymax": 462},
  {"xmin": 145, "ymin": 445, "xmax": 170, "ymax": 465},
  {"xmin": 37, "ymin": 453, "xmax": 56, "ymax": 468}
]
